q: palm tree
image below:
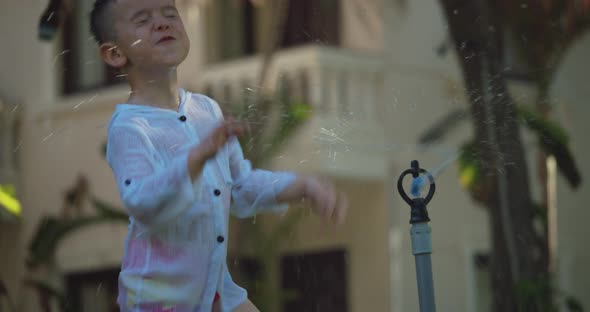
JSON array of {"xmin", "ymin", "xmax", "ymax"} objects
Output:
[{"xmin": 435, "ymin": 0, "xmax": 588, "ymax": 310}]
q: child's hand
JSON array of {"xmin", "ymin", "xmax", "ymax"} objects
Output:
[
  {"xmin": 198, "ymin": 120, "xmax": 246, "ymax": 159},
  {"xmin": 187, "ymin": 120, "xmax": 245, "ymax": 179},
  {"xmin": 304, "ymin": 177, "xmax": 348, "ymax": 225}
]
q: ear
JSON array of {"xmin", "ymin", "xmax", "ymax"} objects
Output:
[{"xmin": 99, "ymin": 42, "xmax": 128, "ymax": 68}]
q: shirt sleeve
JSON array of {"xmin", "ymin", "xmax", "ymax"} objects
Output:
[
  {"xmin": 203, "ymin": 95, "xmax": 297, "ymax": 218},
  {"xmin": 106, "ymin": 124, "xmax": 206, "ymax": 229},
  {"xmin": 227, "ymin": 136, "xmax": 297, "ymax": 218}
]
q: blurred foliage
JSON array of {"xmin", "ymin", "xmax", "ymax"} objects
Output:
[
  {"xmin": 0, "ymin": 175, "xmax": 128, "ymax": 312},
  {"xmin": 514, "ymin": 275, "xmax": 586, "ymax": 312},
  {"xmin": 0, "ymin": 279, "xmax": 16, "ymax": 312},
  {"xmin": 231, "ymin": 207, "xmax": 306, "ymax": 311},
  {"xmin": 517, "ymin": 106, "xmax": 581, "ymax": 188},
  {"xmin": 220, "ymin": 80, "xmax": 311, "ymax": 310},
  {"xmin": 26, "ymin": 198, "xmax": 128, "ymax": 269},
  {"xmin": 497, "ymin": 0, "xmax": 590, "ymax": 84},
  {"xmin": 228, "ymin": 78, "xmax": 312, "ymax": 168},
  {"xmin": 458, "ymin": 105, "xmax": 581, "ymax": 204},
  {"xmin": 23, "ymin": 279, "xmax": 68, "ymax": 312},
  {"xmin": 0, "ymin": 184, "xmax": 22, "ymax": 220}
]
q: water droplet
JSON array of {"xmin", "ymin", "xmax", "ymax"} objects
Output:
[
  {"xmin": 42, "ymin": 132, "xmax": 55, "ymax": 142},
  {"xmin": 73, "ymin": 100, "xmax": 86, "ymax": 111},
  {"xmin": 11, "ymin": 104, "xmax": 21, "ymax": 113},
  {"xmin": 13, "ymin": 140, "xmax": 23, "ymax": 153}
]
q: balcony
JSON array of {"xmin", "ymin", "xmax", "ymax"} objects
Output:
[
  {"xmin": 194, "ymin": 45, "xmax": 391, "ymax": 179},
  {"xmin": 196, "ymin": 45, "xmax": 385, "ymax": 119}
]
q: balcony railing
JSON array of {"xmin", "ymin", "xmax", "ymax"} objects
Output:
[
  {"xmin": 195, "ymin": 44, "xmax": 386, "ymax": 121},
  {"xmin": 194, "ymin": 45, "xmax": 392, "ymax": 178}
]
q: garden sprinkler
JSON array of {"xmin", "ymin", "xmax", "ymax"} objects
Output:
[{"xmin": 397, "ymin": 160, "xmax": 437, "ymax": 312}]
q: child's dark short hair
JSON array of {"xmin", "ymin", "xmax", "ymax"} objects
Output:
[{"xmin": 90, "ymin": 0, "xmax": 116, "ymax": 44}]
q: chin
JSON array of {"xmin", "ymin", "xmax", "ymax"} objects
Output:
[{"xmin": 160, "ymin": 48, "xmax": 189, "ymax": 67}]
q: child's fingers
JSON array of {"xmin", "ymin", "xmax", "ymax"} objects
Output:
[
  {"xmin": 333, "ymin": 192, "xmax": 348, "ymax": 225},
  {"xmin": 324, "ymin": 183, "xmax": 337, "ymax": 222},
  {"xmin": 221, "ymin": 120, "xmax": 246, "ymax": 137}
]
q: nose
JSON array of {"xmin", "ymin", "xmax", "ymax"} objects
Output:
[{"xmin": 154, "ymin": 15, "xmax": 171, "ymax": 31}]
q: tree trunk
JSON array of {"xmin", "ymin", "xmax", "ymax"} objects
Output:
[{"xmin": 438, "ymin": 0, "xmax": 549, "ymax": 310}]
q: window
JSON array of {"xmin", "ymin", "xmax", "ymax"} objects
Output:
[
  {"xmin": 64, "ymin": 267, "xmax": 120, "ymax": 312},
  {"xmin": 206, "ymin": 0, "xmax": 340, "ymax": 63},
  {"xmin": 281, "ymin": 249, "xmax": 348, "ymax": 312},
  {"xmin": 226, "ymin": 255, "xmax": 264, "ymax": 299},
  {"xmin": 281, "ymin": 0, "xmax": 340, "ymax": 48},
  {"xmin": 61, "ymin": 0, "xmax": 121, "ymax": 95},
  {"xmin": 204, "ymin": 0, "xmax": 256, "ymax": 63}
]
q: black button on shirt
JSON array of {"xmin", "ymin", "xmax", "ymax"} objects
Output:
[
  {"xmin": 217, "ymin": 236, "xmax": 225, "ymax": 243},
  {"xmin": 179, "ymin": 115, "xmax": 187, "ymax": 122},
  {"xmin": 214, "ymin": 189, "xmax": 221, "ymax": 196}
]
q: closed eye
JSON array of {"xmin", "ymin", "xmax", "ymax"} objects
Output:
[
  {"xmin": 131, "ymin": 10, "xmax": 150, "ymax": 25},
  {"xmin": 162, "ymin": 6, "xmax": 179, "ymax": 18}
]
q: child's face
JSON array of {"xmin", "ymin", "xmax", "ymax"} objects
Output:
[{"xmin": 109, "ymin": 0, "xmax": 190, "ymax": 70}]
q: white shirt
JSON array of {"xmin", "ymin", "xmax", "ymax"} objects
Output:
[{"xmin": 106, "ymin": 88, "xmax": 297, "ymax": 312}]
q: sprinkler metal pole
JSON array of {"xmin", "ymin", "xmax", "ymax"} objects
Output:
[{"xmin": 397, "ymin": 160, "xmax": 437, "ymax": 312}]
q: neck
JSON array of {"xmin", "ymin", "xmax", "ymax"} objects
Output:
[{"xmin": 127, "ymin": 66, "xmax": 181, "ymax": 110}]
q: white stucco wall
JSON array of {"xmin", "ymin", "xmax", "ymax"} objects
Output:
[{"xmin": 550, "ymin": 31, "xmax": 590, "ymax": 311}]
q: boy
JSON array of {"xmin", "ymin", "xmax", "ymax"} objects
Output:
[{"xmin": 92, "ymin": 0, "xmax": 348, "ymax": 311}]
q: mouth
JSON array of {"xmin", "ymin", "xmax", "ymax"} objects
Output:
[{"xmin": 157, "ymin": 36, "xmax": 176, "ymax": 44}]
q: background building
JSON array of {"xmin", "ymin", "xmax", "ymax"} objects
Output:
[{"xmin": 0, "ymin": 0, "xmax": 588, "ymax": 311}]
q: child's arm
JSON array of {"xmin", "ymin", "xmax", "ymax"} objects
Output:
[
  {"xmin": 205, "ymin": 96, "xmax": 347, "ymax": 223},
  {"xmin": 226, "ymin": 137, "xmax": 347, "ymax": 224},
  {"xmin": 107, "ymin": 125, "xmax": 201, "ymax": 228},
  {"xmin": 226, "ymin": 134, "xmax": 298, "ymax": 218},
  {"xmin": 107, "ymin": 122, "xmax": 242, "ymax": 229},
  {"xmin": 276, "ymin": 175, "xmax": 348, "ymax": 224}
]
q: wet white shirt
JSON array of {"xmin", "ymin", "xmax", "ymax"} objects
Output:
[{"xmin": 106, "ymin": 88, "xmax": 296, "ymax": 312}]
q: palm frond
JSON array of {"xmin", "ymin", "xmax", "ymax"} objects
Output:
[{"xmin": 517, "ymin": 106, "xmax": 582, "ymax": 189}]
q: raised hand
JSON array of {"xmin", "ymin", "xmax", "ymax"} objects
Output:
[
  {"xmin": 199, "ymin": 120, "xmax": 246, "ymax": 159},
  {"xmin": 187, "ymin": 120, "xmax": 245, "ymax": 179},
  {"xmin": 304, "ymin": 177, "xmax": 348, "ymax": 225}
]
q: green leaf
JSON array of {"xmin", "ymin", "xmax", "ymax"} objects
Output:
[
  {"xmin": 517, "ymin": 106, "xmax": 568, "ymax": 145},
  {"xmin": 27, "ymin": 209, "xmax": 128, "ymax": 268},
  {"xmin": 457, "ymin": 141, "xmax": 481, "ymax": 190},
  {"xmin": 0, "ymin": 279, "xmax": 16, "ymax": 312},
  {"xmin": 517, "ymin": 106, "xmax": 582, "ymax": 189},
  {"xmin": 565, "ymin": 296, "xmax": 585, "ymax": 312},
  {"xmin": 23, "ymin": 278, "xmax": 67, "ymax": 312},
  {"xmin": 91, "ymin": 197, "xmax": 129, "ymax": 221}
]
